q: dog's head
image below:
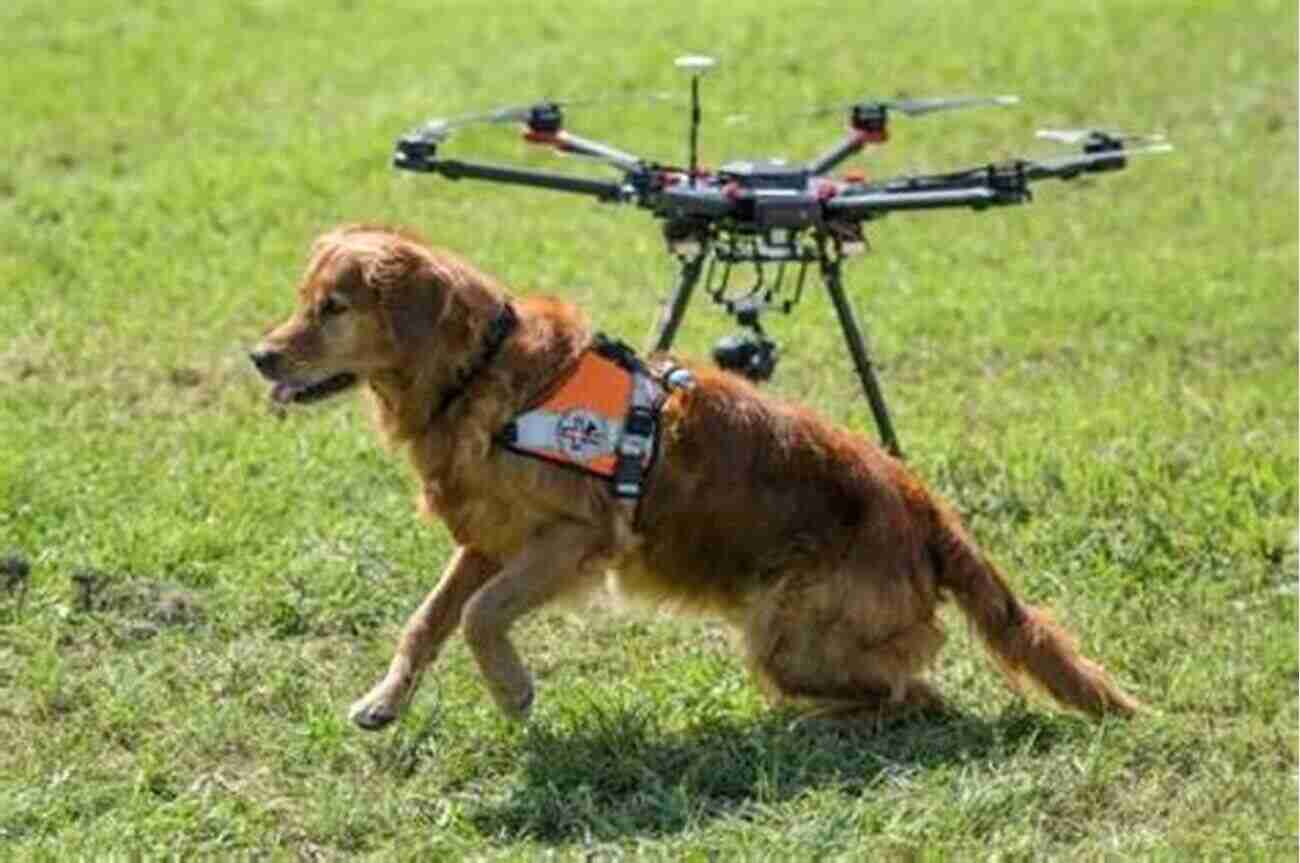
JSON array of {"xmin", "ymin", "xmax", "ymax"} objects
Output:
[{"xmin": 250, "ymin": 225, "xmax": 497, "ymax": 406}]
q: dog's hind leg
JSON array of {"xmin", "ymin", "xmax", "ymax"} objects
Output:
[
  {"xmin": 461, "ymin": 521, "xmax": 607, "ymax": 719},
  {"xmin": 743, "ymin": 572, "xmax": 949, "ymax": 727},
  {"xmin": 350, "ymin": 546, "xmax": 501, "ymax": 730},
  {"xmin": 778, "ymin": 621, "xmax": 949, "ymax": 726}
]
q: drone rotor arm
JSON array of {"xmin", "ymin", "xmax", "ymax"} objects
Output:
[
  {"xmin": 825, "ymin": 185, "xmax": 1005, "ymax": 219},
  {"xmin": 436, "ymin": 158, "xmax": 627, "ymax": 201},
  {"xmin": 807, "ymin": 131, "xmax": 876, "ymax": 177},
  {"xmin": 393, "ymin": 134, "xmax": 627, "ymax": 202},
  {"xmin": 540, "ymin": 130, "xmax": 648, "ymax": 172},
  {"xmin": 843, "ymin": 133, "xmax": 1173, "ymax": 213}
]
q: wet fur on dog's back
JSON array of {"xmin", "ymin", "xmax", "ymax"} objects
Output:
[{"xmin": 252, "ymin": 224, "xmax": 1138, "ymax": 729}]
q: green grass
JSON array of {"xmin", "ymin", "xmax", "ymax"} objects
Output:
[{"xmin": 1, "ymin": 0, "xmax": 1295, "ymax": 858}]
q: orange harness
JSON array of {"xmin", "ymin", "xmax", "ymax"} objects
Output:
[{"xmin": 498, "ymin": 336, "xmax": 691, "ymax": 498}]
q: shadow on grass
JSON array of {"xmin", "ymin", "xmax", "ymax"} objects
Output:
[{"xmin": 465, "ymin": 702, "xmax": 1075, "ymax": 843}]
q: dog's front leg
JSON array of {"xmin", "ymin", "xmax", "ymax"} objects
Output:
[
  {"xmin": 349, "ymin": 546, "xmax": 501, "ymax": 730},
  {"xmin": 461, "ymin": 521, "xmax": 603, "ymax": 720}
]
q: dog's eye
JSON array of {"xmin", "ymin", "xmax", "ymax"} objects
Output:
[{"xmin": 319, "ymin": 296, "xmax": 347, "ymax": 318}]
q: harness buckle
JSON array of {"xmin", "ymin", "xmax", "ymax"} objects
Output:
[
  {"xmin": 613, "ymin": 452, "xmax": 645, "ymax": 498},
  {"xmin": 663, "ymin": 366, "xmax": 696, "ymax": 391},
  {"xmin": 624, "ymin": 405, "xmax": 656, "ymax": 437}
]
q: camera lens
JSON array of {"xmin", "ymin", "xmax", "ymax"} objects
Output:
[{"xmin": 713, "ymin": 333, "xmax": 778, "ymax": 382}]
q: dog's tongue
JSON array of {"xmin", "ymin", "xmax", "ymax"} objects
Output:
[{"xmin": 270, "ymin": 382, "xmax": 297, "ymax": 404}]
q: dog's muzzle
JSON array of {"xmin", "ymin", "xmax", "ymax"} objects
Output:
[
  {"xmin": 249, "ymin": 348, "xmax": 281, "ymax": 378},
  {"xmin": 249, "ymin": 349, "xmax": 358, "ymax": 404}
]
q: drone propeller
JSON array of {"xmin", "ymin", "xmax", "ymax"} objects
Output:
[
  {"xmin": 418, "ymin": 93, "xmax": 677, "ymax": 140},
  {"xmin": 806, "ymin": 94, "xmax": 1020, "ymax": 118},
  {"xmin": 1030, "ymin": 128, "xmax": 1172, "ymax": 169},
  {"xmin": 416, "ymin": 103, "xmax": 551, "ymax": 139},
  {"xmin": 1036, "ymin": 128, "xmax": 1167, "ymax": 147},
  {"xmin": 1032, "ymin": 140, "xmax": 1173, "ymax": 171}
]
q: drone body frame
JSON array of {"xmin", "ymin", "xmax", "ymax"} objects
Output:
[{"xmin": 392, "ymin": 60, "xmax": 1169, "ymax": 457}]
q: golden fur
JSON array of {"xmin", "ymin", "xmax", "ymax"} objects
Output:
[{"xmin": 252, "ymin": 224, "xmax": 1139, "ymax": 729}]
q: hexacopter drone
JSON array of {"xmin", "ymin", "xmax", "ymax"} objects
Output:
[{"xmin": 392, "ymin": 56, "xmax": 1170, "ymax": 457}]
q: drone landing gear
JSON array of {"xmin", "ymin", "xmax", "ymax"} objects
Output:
[
  {"xmin": 649, "ymin": 251, "xmax": 705, "ymax": 354},
  {"xmin": 646, "ymin": 240, "xmax": 903, "ymax": 459},
  {"xmin": 818, "ymin": 249, "xmax": 902, "ymax": 458}
]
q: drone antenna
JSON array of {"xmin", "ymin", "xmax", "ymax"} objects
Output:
[{"xmin": 675, "ymin": 55, "xmax": 717, "ymax": 187}]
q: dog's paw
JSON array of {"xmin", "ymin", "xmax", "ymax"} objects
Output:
[
  {"xmin": 492, "ymin": 678, "xmax": 535, "ymax": 721},
  {"xmin": 349, "ymin": 698, "xmax": 398, "ymax": 730},
  {"xmin": 348, "ymin": 681, "xmax": 407, "ymax": 731},
  {"xmin": 514, "ymin": 682, "xmax": 535, "ymax": 718}
]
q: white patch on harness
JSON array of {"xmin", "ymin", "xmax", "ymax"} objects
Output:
[{"xmin": 555, "ymin": 409, "xmax": 615, "ymax": 461}]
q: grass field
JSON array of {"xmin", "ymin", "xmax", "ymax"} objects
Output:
[{"xmin": 1, "ymin": 1, "xmax": 1296, "ymax": 858}]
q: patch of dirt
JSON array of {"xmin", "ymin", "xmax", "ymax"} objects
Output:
[
  {"xmin": 1, "ymin": 554, "xmax": 31, "ymax": 594},
  {"xmin": 167, "ymin": 366, "xmax": 204, "ymax": 388},
  {"xmin": 69, "ymin": 569, "xmax": 205, "ymax": 635}
]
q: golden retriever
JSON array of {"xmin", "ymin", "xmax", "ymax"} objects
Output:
[{"xmin": 251, "ymin": 224, "xmax": 1138, "ymax": 730}]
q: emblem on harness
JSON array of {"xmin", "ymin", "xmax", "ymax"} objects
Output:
[
  {"xmin": 498, "ymin": 341, "xmax": 683, "ymax": 498},
  {"xmin": 555, "ymin": 409, "xmax": 613, "ymax": 461}
]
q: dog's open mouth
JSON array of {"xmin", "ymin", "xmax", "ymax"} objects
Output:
[{"xmin": 270, "ymin": 372, "xmax": 358, "ymax": 405}]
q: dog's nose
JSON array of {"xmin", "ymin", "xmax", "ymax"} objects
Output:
[{"xmin": 249, "ymin": 348, "xmax": 282, "ymax": 378}]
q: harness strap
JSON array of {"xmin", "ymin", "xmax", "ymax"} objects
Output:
[
  {"xmin": 498, "ymin": 332, "xmax": 694, "ymax": 501},
  {"xmin": 593, "ymin": 332, "xmax": 697, "ymax": 499},
  {"xmin": 430, "ymin": 301, "xmax": 517, "ymax": 422}
]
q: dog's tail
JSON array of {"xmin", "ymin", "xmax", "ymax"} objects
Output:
[{"xmin": 926, "ymin": 499, "xmax": 1140, "ymax": 718}]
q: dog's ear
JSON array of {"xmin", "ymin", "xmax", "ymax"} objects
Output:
[
  {"xmin": 373, "ymin": 244, "xmax": 447, "ymax": 353},
  {"xmin": 331, "ymin": 253, "xmax": 369, "ymax": 301}
]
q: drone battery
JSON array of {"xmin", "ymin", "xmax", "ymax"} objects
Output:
[
  {"xmin": 753, "ymin": 191, "xmax": 821, "ymax": 230},
  {"xmin": 718, "ymin": 159, "xmax": 807, "ymax": 188}
]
